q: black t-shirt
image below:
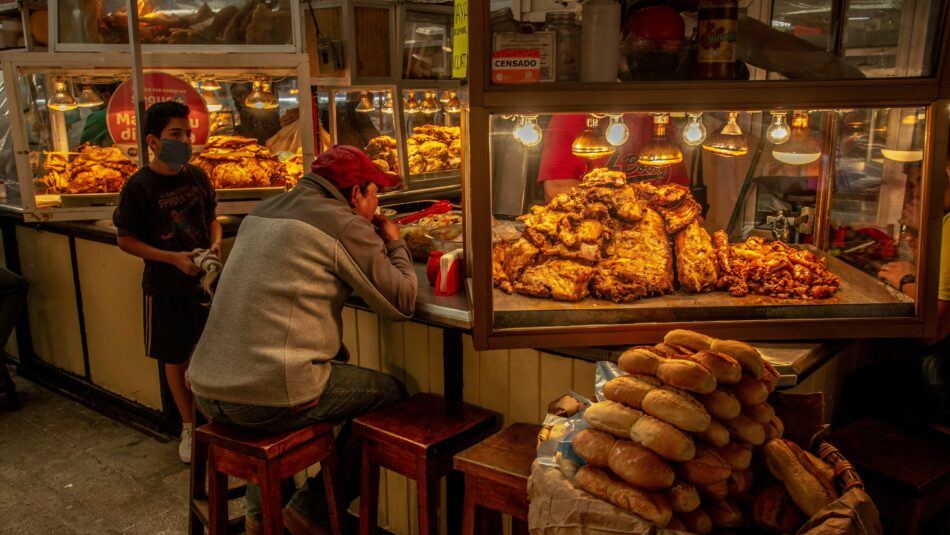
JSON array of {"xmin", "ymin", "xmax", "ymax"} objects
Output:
[{"xmin": 113, "ymin": 164, "xmax": 217, "ymax": 296}]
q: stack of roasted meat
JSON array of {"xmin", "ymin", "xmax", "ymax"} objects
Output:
[
  {"xmin": 40, "ymin": 144, "xmax": 137, "ymax": 194},
  {"xmin": 284, "ymin": 148, "xmax": 303, "ymax": 187},
  {"xmin": 191, "ymin": 136, "xmax": 283, "ymax": 189},
  {"xmin": 492, "ymin": 168, "xmax": 839, "ymax": 302},
  {"xmin": 364, "ymin": 125, "xmax": 462, "ymax": 177}
]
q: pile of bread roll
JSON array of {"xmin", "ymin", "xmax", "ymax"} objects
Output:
[{"xmin": 570, "ymin": 329, "xmax": 840, "ymax": 532}]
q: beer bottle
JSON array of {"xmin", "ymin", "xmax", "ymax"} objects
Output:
[{"xmin": 695, "ymin": 0, "xmax": 738, "ymax": 80}]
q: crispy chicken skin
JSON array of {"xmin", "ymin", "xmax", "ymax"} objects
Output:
[
  {"xmin": 514, "ymin": 260, "xmax": 594, "ymax": 301},
  {"xmin": 716, "ymin": 234, "xmax": 840, "ymax": 298},
  {"xmin": 502, "ymin": 238, "xmax": 540, "ymax": 285},
  {"xmin": 674, "ymin": 220, "xmax": 719, "ymax": 293},
  {"xmin": 591, "ymin": 209, "xmax": 674, "ymax": 302},
  {"xmin": 492, "ymin": 242, "xmax": 512, "ymax": 293},
  {"xmin": 41, "ymin": 144, "xmax": 137, "ymax": 194}
]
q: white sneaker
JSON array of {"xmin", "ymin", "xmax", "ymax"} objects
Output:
[{"xmin": 179, "ymin": 424, "xmax": 194, "ymax": 464}]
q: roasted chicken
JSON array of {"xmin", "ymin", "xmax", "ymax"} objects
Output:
[
  {"xmin": 591, "ymin": 209, "xmax": 674, "ymax": 302},
  {"xmin": 514, "ymin": 260, "xmax": 594, "ymax": 302},
  {"xmin": 192, "ymin": 136, "xmax": 283, "ymax": 189},
  {"xmin": 674, "ymin": 220, "xmax": 719, "ymax": 293},
  {"xmin": 715, "ymin": 231, "xmax": 840, "ymax": 299},
  {"xmin": 40, "ymin": 144, "xmax": 137, "ymax": 194}
]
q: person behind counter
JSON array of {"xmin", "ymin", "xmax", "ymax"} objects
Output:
[
  {"xmin": 112, "ymin": 102, "xmax": 222, "ymax": 464},
  {"xmin": 78, "ymin": 82, "xmax": 120, "ymax": 147},
  {"xmin": 187, "ymin": 145, "xmax": 416, "ymax": 535},
  {"xmin": 839, "ymin": 160, "xmax": 950, "ymax": 425},
  {"xmin": 537, "ymin": 113, "xmax": 690, "ymax": 202},
  {"xmin": 229, "ymin": 82, "xmax": 282, "ymax": 145}
]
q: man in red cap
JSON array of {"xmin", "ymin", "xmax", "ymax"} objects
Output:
[{"xmin": 187, "ymin": 145, "xmax": 416, "ymax": 534}]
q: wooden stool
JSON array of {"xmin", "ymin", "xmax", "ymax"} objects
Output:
[
  {"xmin": 827, "ymin": 418, "xmax": 950, "ymax": 535},
  {"xmin": 189, "ymin": 421, "xmax": 345, "ymax": 535},
  {"xmin": 353, "ymin": 393, "xmax": 497, "ymax": 535},
  {"xmin": 454, "ymin": 423, "xmax": 541, "ymax": 535}
]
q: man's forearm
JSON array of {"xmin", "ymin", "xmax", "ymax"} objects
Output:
[{"xmin": 209, "ymin": 218, "xmax": 223, "ymax": 248}]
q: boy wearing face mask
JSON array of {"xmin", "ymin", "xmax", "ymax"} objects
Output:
[{"xmin": 113, "ymin": 101, "xmax": 222, "ymax": 463}]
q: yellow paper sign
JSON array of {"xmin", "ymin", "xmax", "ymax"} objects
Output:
[{"xmin": 453, "ymin": 0, "xmax": 468, "ymax": 78}]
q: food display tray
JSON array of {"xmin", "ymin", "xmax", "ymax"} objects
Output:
[
  {"xmin": 60, "ymin": 193, "xmax": 120, "ymax": 207},
  {"xmin": 215, "ymin": 187, "xmax": 286, "ymax": 201},
  {"xmin": 493, "ymin": 248, "xmax": 914, "ymax": 329}
]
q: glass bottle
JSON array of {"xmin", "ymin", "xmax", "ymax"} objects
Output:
[
  {"xmin": 695, "ymin": 0, "xmax": 738, "ymax": 80},
  {"xmin": 545, "ymin": 11, "xmax": 581, "ymax": 82}
]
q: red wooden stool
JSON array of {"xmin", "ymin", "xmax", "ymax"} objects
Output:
[
  {"xmin": 353, "ymin": 393, "xmax": 497, "ymax": 535},
  {"xmin": 454, "ymin": 423, "xmax": 541, "ymax": 535},
  {"xmin": 189, "ymin": 421, "xmax": 345, "ymax": 535}
]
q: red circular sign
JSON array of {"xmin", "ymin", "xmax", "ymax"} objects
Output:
[{"xmin": 107, "ymin": 72, "xmax": 209, "ymax": 159}]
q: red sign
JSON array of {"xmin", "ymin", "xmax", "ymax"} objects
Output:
[
  {"xmin": 491, "ymin": 49, "xmax": 541, "ymax": 84},
  {"xmin": 107, "ymin": 72, "xmax": 209, "ymax": 159}
]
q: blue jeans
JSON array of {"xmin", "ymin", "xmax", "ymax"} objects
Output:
[{"xmin": 196, "ymin": 363, "xmax": 407, "ymax": 526}]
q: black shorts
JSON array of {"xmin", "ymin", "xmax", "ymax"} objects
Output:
[{"xmin": 143, "ymin": 293, "xmax": 209, "ymax": 364}]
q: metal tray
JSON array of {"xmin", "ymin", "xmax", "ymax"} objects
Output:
[
  {"xmin": 60, "ymin": 193, "xmax": 120, "ymax": 207},
  {"xmin": 215, "ymin": 187, "xmax": 286, "ymax": 202},
  {"xmin": 493, "ymin": 248, "xmax": 915, "ymax": 329}
]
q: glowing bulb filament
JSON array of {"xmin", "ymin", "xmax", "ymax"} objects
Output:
[
  {"xmin": 682, "ymin": 113, "xmax": 707, "ymax": 146},
  {"xmin": 766, "ymin": 112, "xmax": 791, "ymax": 144},
  {"xmin": 513, "ymin": 115, "xmax": 542, "ymax": 147}
]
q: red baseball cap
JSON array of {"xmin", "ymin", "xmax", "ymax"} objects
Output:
[{"xmin": 310, "ymin": 145, "xmax": 400, "ymax": 189}]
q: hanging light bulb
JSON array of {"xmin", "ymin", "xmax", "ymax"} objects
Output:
[
  {"xmin": 288, "ymin": 81, "xmax": 299, "ymax": 95},
  {"xmin": 439, "ymin": 89, "xmax": 452, "ymax": 104},
  {"xmin": 405, "ymin": 92, "xmax": 420, "ymax": 114},
  {"xmin": 260, "ymin": 82, "xmax": 279, "ymax": 110},
  {"xmin": 356, "ymin": 91, "xmax": 376, "ymax": 113},
  {"xmin": 202, "ymin": 77, "xmax": 222, "ymax": 92},
  {"xmin": 76, "ymin": 87, "xmax": 104, "ymax": 108},
  {"xmin": 444, "ymin": 91, "xmax": 461, "ymax": 113},
  {"xmin": 772, "ymin": 111, "xmax": 822, "ymax": 165},
  {"xmin": 605, "ymin": 114, "xmax": 629, "ymax": 146},
  {"xmin": 202, "ymin": 88, "xmax": 222, "ymax": 112},
  {"xmin": 48, "ymin": 80, "xmax": 78, "ymax": 111},
  {"xmin": 682, "ymin": 112, "xmax": 707, "ymax": 146},
  {"xmin": 703, "ymin": 112, "xmax": 748, "ymax": 157},
  {"xmin": 766, "ymin": 111, "xmax": 791, "ymax": 145},
  {"xmin": 421, "ymin": 91, "xmax": 441, "ymax": 114},
  {"xmin": 571, "ymin": 115, "xmax": 614, "ymax": 159},
  {"xmin": 381, "ymin": 93, "xmax": 394, "ymax": 114},
  {"xmin": 513, "ymin": 115, "xmax": 543, "ymax": 147},
  {"xmin": 244, "ymin": 79, "xmax": 268, "ymax": 109},
  {"xmin": 638, "ymin": 113, "xmax": 683, "ymax": 167}
]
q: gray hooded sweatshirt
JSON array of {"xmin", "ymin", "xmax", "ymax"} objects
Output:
[{"xmin": 187, "ymin": 174, "xmax": 417, "ymax": 407}]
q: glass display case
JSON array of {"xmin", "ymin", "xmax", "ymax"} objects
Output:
[
  {"xmin": 464, "ymin": 2, "xmax": 950, "ymax": 349},
  {"xmin": 0, "ymin": 54, "xmax": 314, "ymax": 221},
  {"xmin": 53, "ymin": 0, "xmax": 299, "ymax": 52},
  {"xmin": 398, "ymin": 2, "xmax": 453, "ymax": 80},
  {"xmin": 305, "ymin": 0, "xmax": 395, "ymax": 84},
  {"xmin": 319, "ymin": 83, "xmax": 463, "ymax": 199}
]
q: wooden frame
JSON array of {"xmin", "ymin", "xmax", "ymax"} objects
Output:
[
  {"xmin": 306, "ymin": 0, "xmax": 398, "ymax": 87},
  {"xmin": 464, "ymin": 0, "xmax": 950, "ymax": 350}
]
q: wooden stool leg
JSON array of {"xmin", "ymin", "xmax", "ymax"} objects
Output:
[
  {"xmin": 416, "ymin": 459, "xmax": 440, "ymax": 535},
  {"xmin": 461, "ymin": 474, "xmax": 477, "ymax": 535},
  {"xmin": 359, "ymin": 445, "xmax": 380, "ymax": 535},
  {"xmin": 260, "ymin": 463, "xmax": 285, "ymax": 535},
  {"xmin": 207, "ymin": 447, "xmax": 230, "ymax": 535},
  {"xmin": 896, "ymin": 500, "xmax": 922, "ymax": 535},
  {"xmin": 319, "ymin": 438, "xmax": 344, "ymax": 535},
  {"xmin": 189, "ymin": 436, "xmax": 210, "ymax": 535}
]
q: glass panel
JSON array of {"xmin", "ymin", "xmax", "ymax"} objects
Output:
[
  {"xmin": 401, "ymin": 88, "xmax": 461, "ymax": 177},
  {"xmin": 0, "ymin": 70, "xmax": 16, "ymax": 203},
  {"xmin": 489, "ymin": 1, "xmax": 944, "ymax": 83},
  {"xmin": 335, "ymin": 89, "xmax": 403, "ymax": 190},
  {"xmin": 402, "ymin": 8, "xmax": 453, "ymax": 80},
  {"xmin": 315, "ymin": 89, "xmax": 330, "ymax": 152},
  {"xmin": 57, "ymin": 0, "xmax": 294, "ymax": 47},
  {"xmin": 487, "ymin": 108, "xmax": 920, "ymax": 331},
  {"xmin": 306, "ymin": 5, "xmax": 346, "ymax": 78}
]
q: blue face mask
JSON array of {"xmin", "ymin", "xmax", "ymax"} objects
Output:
[{"xmin": 157, "ymin": 138, "xmax": 192, "ymax": 170}]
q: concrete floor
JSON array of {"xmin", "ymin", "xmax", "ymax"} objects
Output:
[{"xmin": 0, "ymin": 367, "xmax": 193, "ymax": 534}]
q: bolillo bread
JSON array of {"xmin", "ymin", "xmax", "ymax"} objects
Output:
[
  {"xmin": 641, "ymin": 386, "xmax": 711, "ymax": 433},
  {"xmin": 764, "ymin": 414, "xmax": 785, "ymax": 440},
  {"xmin": 697, "ymin": 389, "xmax": 741, "ymax": 420},
  {"xmin": 730, "ymin": 374, "xmax": 770, "ymax": 406},
  {"xmin": 674, "ymin": 444, "xmax": 731, "ymax": 485},
  {"xmin": 657, "ymin": 359, "xmax": 717, "ymax": 394},
  {"xmin": 696, "ymin": 419, "xmax": 730, "ymax": 447},
  {"xmin": 681, "ymin": 350, "xmax": 742, "ymax": 385},
  {"xmin": 664, "ymin": 329, "xmax": 713, "ymax": 351},
  {"xmin": 571, "ymin": 428, "xmax": 616, "ymax": 467},
  {"xmin": 762, "ymin": 438, "xmax": 838, "ymax": 517},
  {"xmin": 704, "ymin": 500, "xmax": 743, "ymax": 529},
  {"xmin": 603, "ymin": 374, "xmax": 661, "ymax": 409},
  {"xmin": 678, "ymin": 507, "xmax": 713, "ymax": 535},
  {"xmin": 607, "ymin": 439, "xmax": 675, "ymax": 490},
  {"xmin": 618, "ymin": 347, "xmax": 665, "ymax": 375},
  {"xmin": 573, "ymin": 465, "xmax": 672, "ymax": 528},
  {"xmin": 665, "ymin": 480, "xmax": 700, "ymax": 513},
  {"xmin": 709, "ymin": 339, "xmax": 765, "ymax": 379},
  {"xmin": 754, "ymin": 482, "xmax": 806, "ymax": 533},
  {"xmin": 629, "ymin": 415, "xmax": 696, "ymax": 462},
  {"xmin": 742, "ymin": 402, "xmax": 775, "ymax": 425},
  {"xmin": 713, "ymin": 442, "xmax": 753, "ymax": 470},
  {"xmin": 722, "ymin": 414, "xmax": 765, "ymax": 446},
  {"xmin": 726, "ymin": 468, "xmax": 754, "ymax": 496},
  {"xmin": 585, "ymin": 401, "xmax": 643, "ymax": 438},
  {"xmin": 697, "ymin": 478, "xmax": 729, "ymax": 500}
]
